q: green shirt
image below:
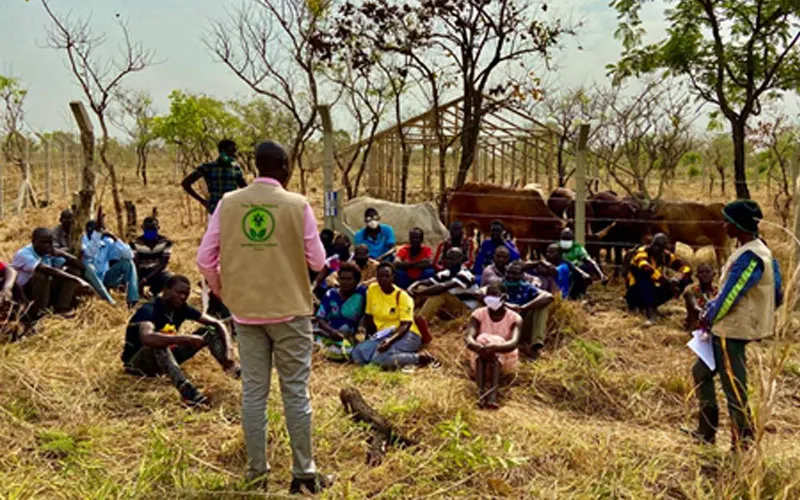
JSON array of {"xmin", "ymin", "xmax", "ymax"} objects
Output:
[{"xmin": 562, "ymin": 243, "xmax": 590, "ymax": 264}]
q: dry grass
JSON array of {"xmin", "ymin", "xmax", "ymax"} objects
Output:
[{"xmin": 0, "ymin": 165, "xmax": 799, "ymax": 499}]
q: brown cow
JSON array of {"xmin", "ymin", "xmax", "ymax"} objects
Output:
[
  {"xmin": 447, "ymin": 183, "xmax": 566, "ymax": 258},
  {"xmin": 650, "ymin": 201, "xmax": 729, "ymax": 266},
  {"xmin": 585, "ymin": 191, "xmax": 653, "ymax": 271},
  {"xmin": 547, "ymin": 187, "xmax": 575, "ymax": 219}
]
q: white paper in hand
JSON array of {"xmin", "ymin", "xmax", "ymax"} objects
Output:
[{"xmin": 687, "ymin": 329, "xmax": 715, "ymax": 371}]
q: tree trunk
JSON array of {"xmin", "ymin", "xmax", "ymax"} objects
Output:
[
  {"xmin": 731, "ymin": 119, "xmax": 750, "ymax": 199},
  {"xmin": 557, "ymin": 135, "xmax": 568, "ymax": 187},
  {"xmin": 99, "ymin": 119, "xmax": 125, "ymax": 235},
  {"xmin": 455, "ymin": 96, "xmax": 481, "ymax": 188}
]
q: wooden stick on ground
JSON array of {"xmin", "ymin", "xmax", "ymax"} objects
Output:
[{"xmin": 339, "ymin": 387, "xmax": 416, "ymax": 466}]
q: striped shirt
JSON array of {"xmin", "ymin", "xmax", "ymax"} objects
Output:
[
  {"xmin": 131, "ymin": 236, "xmax": 173, "ymax": 272},
  {"xmin": 626, "ymin": 245, "xmax": 691, "ymax": 287}
]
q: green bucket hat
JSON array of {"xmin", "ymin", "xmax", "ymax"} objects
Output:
[{"xmin": 722, "ymin": 199, "xmax": 762, "ymax": 234}]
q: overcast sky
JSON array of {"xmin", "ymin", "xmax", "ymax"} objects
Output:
[{"xmin": 0, "ymin": 0, "xmax": 748, "ymax": 135}]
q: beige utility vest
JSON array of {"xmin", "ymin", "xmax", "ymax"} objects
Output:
[
  {"xmin": 218, "ymin": 182, "xmax": 314, "ymax": 320},
  {"xmin": 714, "ymin": 239, "xmax": 775, "ymax": 341}
]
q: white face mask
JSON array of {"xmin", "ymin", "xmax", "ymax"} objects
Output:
[
  {"xmin": 484, "ymin": 295, "xmax": 504, "ymax": 311},
  {"xmin": 367, "ymin": 220, "xmax": 379, "ymax": 229},
  {"xmin": 559, "ymin": 240, "xmax": 573, "ymax": 250}
]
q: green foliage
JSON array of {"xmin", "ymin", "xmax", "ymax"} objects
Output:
[
  {"xmin": 36, "ymin": 429, "xmax": 90, "ymax": 460},
  {"xmin": 435, "ymin": 413, "xmax": 526, "ymax": 472},
  {"xmin": 152, "ymin": 90, "xmax": 240, "ymax": 166},
  {"xmin": 570, "ymin": 338, "xmax": 607, "ymax": 366},
  {"xmin": 153, "ymin": 90, "xmax": 295, "ymax": 173}
]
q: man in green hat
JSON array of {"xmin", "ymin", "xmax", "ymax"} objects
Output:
[{"xmin": 687, "ymin": 199, "xmax": 783, "ymax": 450}]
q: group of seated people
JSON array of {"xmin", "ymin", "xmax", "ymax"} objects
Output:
[
  {"xmin": 311, "ymin": 208, "xmax": 753, "ymax": 408},
  {"xmin": 310, "ymin": 208, "xmax": 622, "ymax": 407},
  {"xmin": 1, "ymin": 208, "xmax": 174, "ymax": 332}
]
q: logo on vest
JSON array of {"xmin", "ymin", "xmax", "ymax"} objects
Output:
[{"xmin": 242, "ymin": 206, "xmax": 276, "ymax": 243}]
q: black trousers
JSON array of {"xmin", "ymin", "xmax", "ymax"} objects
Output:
[{"xmin": 125, "ymin": 327, "xmax": 228, "ymax": 396}]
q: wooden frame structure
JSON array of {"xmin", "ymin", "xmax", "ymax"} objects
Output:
[{"xmin": 334, "ymin": 96, "xmax": 561, "ymax": 203}]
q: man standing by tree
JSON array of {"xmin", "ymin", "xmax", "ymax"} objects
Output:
[
  {"xmin": 197, "ymin": 141, "xmax": 331, "ymax": 493},
  {"xmin": 182, "ymin": 138, "xmax": 246, "ymax": 322},
  {"xmin": 688, "ymin": 200, "xmax": 782, "ymax": 450},
  {"xmin": 182, "ymin": 139, "xmax": 247, "ymax": 214}
]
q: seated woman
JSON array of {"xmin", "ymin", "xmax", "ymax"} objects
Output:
[
  {"xmin": 313, "ymin": 263, "xmax": 367, "ymax": 361},
  {"xmin": 351, "ymin": 262, "xmax": 437, "ymax": 370},
  {"xmin": 465, "ymin": 283, "xmax": 522, "ymax": 409}
]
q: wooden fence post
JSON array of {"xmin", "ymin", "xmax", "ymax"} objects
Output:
[
  {"xmin": 575, "ymin": 124, "xmax": 590, "ymax": 245},
  {"xmin": 40, "ymin": 136, "xmax": 52, "ymax": 205},
  {"xmin": 0, "ymin": 159, "xmax": 4, "ymax": 219},
  {"xmin": 69, "ymin": 101, "xmax": 96, "ymax": 254},
  {"xmin": 61, "ymin": 140, "xmax": 69, "ymax": 198},
  {"xmin": 546, "ymin": 131, "xmax": 554, "ymax": 193}
]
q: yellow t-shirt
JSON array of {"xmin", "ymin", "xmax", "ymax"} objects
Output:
[{"xmin": 365, "ymin": 283, "xmax": 420, "ymax": 336}]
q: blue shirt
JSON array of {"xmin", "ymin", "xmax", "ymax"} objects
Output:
[
  {"xmin": 316, "ymin": 285, "xmax": 367, "ymax": 333},
  {"xmin": 473, "ymin": 240, "xmax": 521, "ymax": 275},
  {"xmin": 82, "ymin": 233, "xmax": 134, "ymax": 280},
  {"xmin": 703, "ymin": 251, "xmax": 783, "ymax": 325},
  {"xmin": 353, "ymin": 225, "xmax": 396, "ymax": 259},
  {"xmin": 503, "ymin": 280, "xmax": 541, "ymax": 306},
  {"xmin": 11, "ymin": 244, "xmax": 56, "ymax": 286}
]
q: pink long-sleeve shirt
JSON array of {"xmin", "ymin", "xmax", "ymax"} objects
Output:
[{"xmin": 197, "ymin": 177, "xmax": 325, "ymax": 324}]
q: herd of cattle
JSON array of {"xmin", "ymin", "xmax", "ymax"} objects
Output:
[{"xmin": 343, "ymin": 182, "xmax": 730, "ymax": 267}]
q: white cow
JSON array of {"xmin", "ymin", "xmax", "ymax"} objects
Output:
[{"xmin": 342, "ymin": 197, "xmax": 448, "ymax": 244}]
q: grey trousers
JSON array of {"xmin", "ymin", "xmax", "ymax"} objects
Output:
[{"xmin": 236, "ymin": 317, "xmax": 316, "ymax": 479}]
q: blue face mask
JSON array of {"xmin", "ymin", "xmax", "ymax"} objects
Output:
[
  {"xmin": 504, "ymin": 280, "xmax": 521, "ymax": 289},
  {"xmin": 144, "ymin": 228, "xmax": 158, "ymax": 240}
]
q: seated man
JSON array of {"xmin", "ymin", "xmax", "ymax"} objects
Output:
[
  {"xmin": 51, "ymin": 208, "xmax": 76, "ymax": 253},
  {"xmin": 557, "ymin": 228, "xmax": 604, "ymax": 298},
  {"xmin": 11, "ymin": 228, "xmax": 93, "ymax": 321},
  {"xmin": 312, "ymin": 234, "xmax": 352, "ymax": 300},
  {"xmin": 626, "ymin": 233, "xmax": 692, "ymax": 324},
  {"xmin": 351, "ymin": 244, "xmax": 379, "ymax": 285},
  {"xmin": 503, "ymin": 261, "xmax": 554, "ymax": 359},
  {"xmin": 353, "ymin": 208, "xmax": 396, "ymax": 260},
  {"xmin": 411, "ymin": 247, "xmax": 479, "ymax": 321},
  {"xmin": 130, "ymin": 217, "xmax": 173, "ymax": 297},
  {"xmin": 313, "ymin": 263, "xmax": 367, "ymax": 361},
  {"xmin": 394, "ymin": 227, "xmax": 435, "ymax": 289},
  {"xmin": 434, "ymin": 221, "xmax": 475, "ymax": 271},
  {"xmin": 82, "ymin": 218, "xmax": 139, "ymax": 307},
  {"xmin": 683, "ymin": 262, "xmax": 718, "ymax": 331},
  {"xmin": 481, "ymin": 246, "xmax": 512, "ymax": 286},
  {"xmin": 535, "ymin": 243, "xmax": 590, "ymax": 298},
  {"xmin": 122, "ymin": 275, "xmax": 237, "ymax": 408},
  {"xmin": 324, "ymin": 244, "xmax": 379, "ymax": 289},
  {"xmin": 472, "ymin": 220, "xmax": 521, "ymax": 277}
]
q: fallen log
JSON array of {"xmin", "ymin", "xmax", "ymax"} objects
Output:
[{"xmin": 339, "ymin": 387, "xmax": 415, "ymax": 466}]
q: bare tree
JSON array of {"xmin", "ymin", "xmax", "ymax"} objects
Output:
[
  {"xmin": 535, "ymin": 85, "xmax": 605, "ymax": 186},
  {"xmin": 704, "ymin": 133, "xmax": 732, "ymax": 196},
  {"xmin": 331, "ymin": 67, "xmax": 390, "ymax": 199},
  {"xmin": 0, "ymin": 75, "xmax": 37, "ymax": 208},
  {"xmin": 749, "ymin": 112, "xmax": 798, "ymax": 226},
  {"xmin": 113, "ymin": 89, "xmax": 156, "ymax": 186},
  {"xmin": 594, "ymin": 80, "xmax": 696, "ymax": 203},
  {"xmin": 0, "ymin": 75, "xmax": 27, "ymax": 168},
  {"xmin": 42, "ymin": 0, "xmax": 155, "ymax": 234},
  {"xmin": 208, "ymin": 0, "xmax": 325, "ymax": 194}
]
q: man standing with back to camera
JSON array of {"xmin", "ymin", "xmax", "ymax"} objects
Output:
[{"xmin": 197, "ymin": 141, "xmax": 332, "ymax": 494}]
